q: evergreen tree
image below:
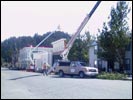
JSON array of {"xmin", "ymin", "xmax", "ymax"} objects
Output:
[
  {"xmin": 68, "ymin": 31, "xmax": 94, "ymax": 63},
  {"xmin": 1, "ymin": 31, "xmax": 70, "ymax": 66},
  {"xmin": 98, "ymin": 1, "xmax": 131, "ymax": 72}
]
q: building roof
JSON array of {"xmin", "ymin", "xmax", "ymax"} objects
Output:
[{"xmin": 25, "ymin": 46, "xmax": 53, "ymax": 48}]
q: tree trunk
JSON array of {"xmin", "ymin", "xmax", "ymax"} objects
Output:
[
  {"xmin": 107, "ymin": 60, "xmax": 114, "ymax": 72},
  {"xmin": 119, "ymin": 59, "xmax": 125, "ymax": 73},
  {"xmin": 119, "ymin": 63, "xmax": 123, "ymax": 73}
]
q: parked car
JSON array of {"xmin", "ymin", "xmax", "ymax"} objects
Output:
[
  {"xmin": 54, "ymin": 61, "xmax": 98, "ymax": 78},
  {"xmin": 18, "ymin": 66, "xmax": 26, "ymax": 70},
  {"xmin": 8, "ymin": 65, "xmax": 19, "ymax": 70}
]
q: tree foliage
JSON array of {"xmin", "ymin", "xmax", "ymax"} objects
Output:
[
  {"xmin": 98, "ymin": 1, "xmax": 131, "ymax": 72},
  {"xmin": 1, "ymin": 31, "xmax": 70, "ymax": 65},
  {"xmin": 68, "ymin": 31, "xmax": 95, "ymax": 63}
]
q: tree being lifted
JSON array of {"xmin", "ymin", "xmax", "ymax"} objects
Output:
[{"xmin": 98, "ymin": 1, "xmax": 131, "ymax": 72}]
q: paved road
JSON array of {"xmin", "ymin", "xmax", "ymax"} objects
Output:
[{"xmin": 1, "ymin": 68, "xmax": 132, "ymax": 99}]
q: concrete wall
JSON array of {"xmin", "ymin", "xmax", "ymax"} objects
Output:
[
  {"xmin": 89, "ymin": 46, "xmax": 98, "ymax": 67},
  {"xmin": 89, "ymin": 42, "xmax": 108, "ymax": 71}
]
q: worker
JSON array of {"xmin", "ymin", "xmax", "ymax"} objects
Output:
[{"xmin": 42, "ymin": 62, "xmax": 48, "ymax": 76}]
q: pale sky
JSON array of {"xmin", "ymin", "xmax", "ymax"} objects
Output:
[{"xmin": 1, "ymin": 1, "xmax": 132, "ymax": 42}]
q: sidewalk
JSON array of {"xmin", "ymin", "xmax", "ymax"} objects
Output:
[{"xmin": 124, "ymin": 75, "xmax": 132, "ymax": 81}]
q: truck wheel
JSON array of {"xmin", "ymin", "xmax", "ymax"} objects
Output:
[
  {"xmin": 59, "ymin": 70, "xmax": 64, "ymax": 77},
  {"xmin": 79, "ymin": 72, "xmax": 85, "ymax": 78}
]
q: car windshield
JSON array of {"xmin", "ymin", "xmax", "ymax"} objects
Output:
[{"xmin": 77, "ymin": 62, "xmax": 87, "ymax": 66}]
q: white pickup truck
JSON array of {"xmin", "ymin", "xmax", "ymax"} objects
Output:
[{"xmin": 54, "ymin": 61, "xmax": 98, "ymax": 78}]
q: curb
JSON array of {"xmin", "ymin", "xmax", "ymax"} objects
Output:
[{"xmin": 123, "ymin": 77, "xmax": 132, "ymax": 81}]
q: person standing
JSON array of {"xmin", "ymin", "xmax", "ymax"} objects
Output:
[{"xmin": 42, "ymin": 62, "xmax": 48, "ymax": 76}]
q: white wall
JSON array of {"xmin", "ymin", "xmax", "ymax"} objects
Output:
[
  {"xmin": 19, "ymin": 47, "xmax": 53, "ymax": 68},
  {"xmin": 89, "ymin": 44, "xmax": 108, "ymax": 71},
  {"xmin": 34, "ymin": 52, "xmax": 48, "ymax": 69},
  {"xmin": 89, "ymin": 46, "xmax": 98, "ymax": 67},
  {"xmin": 19, "ymin": 38, "xmax": 67, "ymax": 68}
]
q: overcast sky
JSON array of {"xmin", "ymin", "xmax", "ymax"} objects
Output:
[{"xmin": 1, "ymin": 1, "xmax": 132, "ymax": 42}]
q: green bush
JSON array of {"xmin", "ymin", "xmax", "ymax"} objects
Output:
[{"xmin": 97, "ymin": 72, "xmax": 127, "ymax": 80}]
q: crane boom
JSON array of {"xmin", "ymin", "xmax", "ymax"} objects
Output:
[
  {"xmin": 60, "ymin": 1, "xmax": 101, "ymax": 60},
  {"xmin": 29, "ymin": 31, "xmax": 55, "ymax": 65}
]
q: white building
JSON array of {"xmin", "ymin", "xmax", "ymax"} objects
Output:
[
  {"xmin": 88, "ymin": 41, "xmax": 108, "ymax": 72},
  {"xmin": 18, "ymin": 46, "xmax": 53, "ymax": 70},
  {"xmin": 18, "ymin": 38, "xmax": 67, "ymax": 70}
]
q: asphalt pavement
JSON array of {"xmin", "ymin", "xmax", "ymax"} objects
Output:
[{"xmin": 1, "ymin": 68, "xmax": 132, "ymax": 99}]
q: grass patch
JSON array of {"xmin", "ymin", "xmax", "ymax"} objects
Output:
[{"xmin": 97, "ymin": 72, "xmax": 127, "ymax": 80}]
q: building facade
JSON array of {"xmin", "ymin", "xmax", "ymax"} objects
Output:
[
  {"xmin": 18, "ymin": 46, "xmax": 53, "ymax": 70},
  {"xmin": 88, "ymin": 42, "xmax": 108, "ymax": 72},
  {"xmin": 88, "ymin": 41, "xmax": 132, "ymax": 73},
  {"xmin": 18, "ymin": 38, "xmax": 67, "ymax": 70}
]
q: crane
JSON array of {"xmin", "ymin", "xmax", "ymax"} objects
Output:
[
  {"xmin": 29, "ymin": 31, "xmax": 55, "ymax": 65},
  {"xmin": 60, "ymin": 1, "xmax": 101, "ymax": 60},
  {"xmin": 47, "ymin": 1, "xmax": 101, "ymax": 74}
]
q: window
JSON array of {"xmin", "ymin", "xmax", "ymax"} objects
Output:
[
  {"xmin": 79, "ymin": 62, "xmax": 87, "ymax": 66},
  {"xmin": 94, "ymin": 46, "xmax": 97, "ymax": 54},
  {"xmin": 94, "ymin": 60, "xmax": 97, "ymax": 67},
  {"xmin": 71, "ymin": 63, "xmax": 76, "ymax": 67},
  {"xmin": 59, "ymin": 62, "xmax": 71, "ymax": 66},
  {"xmin": 98, "ymin": 60, "xmax": 102, "ymax": 68},
  {"xmin": 126, "ymin": 42, "xmax": 131, "ymax": 51},
  {"xmin": 125, "ymin": 58, "xmax": 130, "ymax": 70}
]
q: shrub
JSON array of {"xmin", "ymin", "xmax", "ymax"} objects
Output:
[{"xmin": 97, "ymin": 72, "xmax": 127, "ymax": 80}]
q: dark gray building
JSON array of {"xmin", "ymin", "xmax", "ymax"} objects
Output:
[{"xmin": 88, "ymin": 40, "xmax": 132, "ymax": 74}]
